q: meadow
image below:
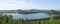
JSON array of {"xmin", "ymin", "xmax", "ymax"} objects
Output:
[
  {"xmin": 0, "ymin": 10, "xmax": 60, "ymax": 24},
  {"xmin": 0, "ymin": 14, "xmax": 60, "ymax": 24}
]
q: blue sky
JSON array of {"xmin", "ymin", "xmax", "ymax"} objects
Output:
[{"xmin": 0, "ymin": 0, "xmax": 60, "ymax": 10}]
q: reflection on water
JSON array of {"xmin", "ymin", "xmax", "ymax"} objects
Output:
[{"xmin": 6, "ymin": 13, "xmax": 52, "ymax": 20}]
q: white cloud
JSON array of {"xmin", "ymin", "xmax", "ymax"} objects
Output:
[{"xmin": 0, "ymin": 0, "xmax": 44, "ymax": 10}]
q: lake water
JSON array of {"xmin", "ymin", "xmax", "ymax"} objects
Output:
[{"xmin": 6, "ymin": 13, "xmax": 52, "ymax": 20}]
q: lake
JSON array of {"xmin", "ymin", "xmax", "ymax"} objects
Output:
[{"xmin": 5, "ymin": 13, "xmax": 52, "ymax": 20}]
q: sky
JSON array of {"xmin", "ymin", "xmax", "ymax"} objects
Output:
[{"xmin": 0, "ymin": 0, "xmax": 60, "ymax": 10}]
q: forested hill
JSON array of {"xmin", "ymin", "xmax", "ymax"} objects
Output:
[
  {"xmin": 0, "ymin": 9, "xmax": 47, "ymax": 13},
  {"xmin": 0, "ymin": 9, "xmax": 59, "ymax": 13}
]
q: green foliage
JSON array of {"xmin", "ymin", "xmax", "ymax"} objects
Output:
[
  {"xmin": 0, "ymin": 10, "xmax": 60, "ymax": 24},
  {"xmin": 0, "ymin": 16, "xmax": 60, "ymax": 24},
  {"xmin": 47, "ymin": 10, "xmax": 59, "ymax": 15}
]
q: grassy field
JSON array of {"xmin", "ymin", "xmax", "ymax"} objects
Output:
[
  {"xmin": 0, "ymin": 15, "xmax": 60, "ymax": 24},
  {"xmin": 0, "ymin": 10, "xmax": 60, "ymax": 24}
]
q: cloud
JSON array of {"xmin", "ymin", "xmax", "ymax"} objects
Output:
[
  {"xmin": 0, "ymin": 0, "xmax": 60, "ymax": 10},
  {"xmin": 0, "ymin": 0, "xmax": 44, "ymax": 10}
]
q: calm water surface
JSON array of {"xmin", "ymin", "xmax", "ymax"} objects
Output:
[{"xmin": 6, "ymin": 13, "xmax": 52, "ymax": 20}]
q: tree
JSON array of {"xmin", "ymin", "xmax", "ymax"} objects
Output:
[{"xmin": 47, "ymin": 10, "xmax": 58, "ymax": 15}]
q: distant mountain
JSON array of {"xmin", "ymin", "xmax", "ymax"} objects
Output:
[
  {"xmin": 18, "ymin": 9, "xmax": 48, "ymax": 14},
  {"xmin": 0, "ymin": 9, "xmax": 48, "ymax": 13}
]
